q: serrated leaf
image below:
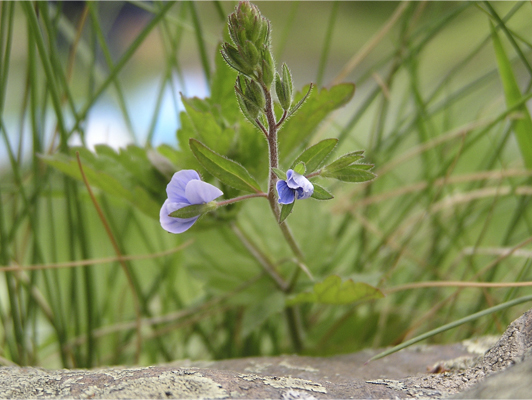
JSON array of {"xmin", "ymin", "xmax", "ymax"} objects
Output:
[
  {"xmin": 323, "ymin": 150, "xmax": 365, "ymax": 172},
  {"xmin": 211, "ymin": 43, "xmax": 239, "ymax": 115},
  {"xmin": 279, "ymin": 83, "xmax": 355, "ymax": 162},
  {"xmin": 40, "ymin": 149, "xmax": 161, "ymax": 219},
  {"xmin": 287, "ymin": 275, "xmax": 384, "ymax": 306},
  {"xmin": 293, "ymin": 162, "xmax": 306, "ymax": 175},
  {"xmin": 279, "ymin": 201, "xmax": 294, "ymax": 223},
  {"xmin": 322, "ymin": 165, "xmax": 376, "ymax": 183},
  {"xmin": 182, "ymin": 96, "xmax": 234, "ymax": 155},
  {"xmin": 491, "ymin": 23, "xmax": 532, "ymax": 169},
  {"xmin": 189, "ymin": 139, "xmax": 261, "ymax": 193},
  {"xmin": 311, "ymin": 183, "xmax": 334, "ymax": 200},
  {"xmin": 291, "ymin": 138, "xmax": 338, "ymax": 173},
  {"xmin": 272, "ymin": 168, "xmax": 286, "ymax": 180}
]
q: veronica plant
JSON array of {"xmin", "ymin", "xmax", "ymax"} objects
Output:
[{"xmin": 160, "ymin": 1, "xmax": 383, "ymax": 347}]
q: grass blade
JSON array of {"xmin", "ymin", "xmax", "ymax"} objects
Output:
[
  {"xmin": 368, "ymin": 294, "xmax": 532, "ymax": 363},
  {"xmin": 491, "ymin": 22, "xmax": 532, "ymax": 169}
]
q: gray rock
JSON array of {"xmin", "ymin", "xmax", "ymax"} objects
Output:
[{"xmin": 1, "ymin": 309, "xmax": 531, "ymax": 399}]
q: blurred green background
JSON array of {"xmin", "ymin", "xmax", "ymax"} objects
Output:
[{"xmin": 1, "ymin": 1, "xmax": 532, "ymax": 369}]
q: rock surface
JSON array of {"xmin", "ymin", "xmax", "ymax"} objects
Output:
[{"xmin": 1, "ymin": 309, "xmax": 531, "ymax": 399}]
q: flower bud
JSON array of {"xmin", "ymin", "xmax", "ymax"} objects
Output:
[
  {"xmin": 275, "ymin": 63, "xmax": 293, "ymax": 111},
  {"xmin": 227, "ymin": 2, "xmax": 271, "ymax": 52},
  {"xmin": 221, "ymin": 43, "xmax": 255, "ymax": 76},
  {"xmin": 246, "ymin": 78, "xmax": 266, "ymax": 110},
  {"xmin": 235, "ymin": 75, "xmax": 265, "ymax": 119},
  {"xmin": 261, "ymin": 46, "xmax": 275, "ymax": 90},
  {"xmin": 237, "ymin": 2, "xmax": 269, "ymax": 45},
  {"xmin": 243, "ymin": 40, "xmax": 260, "ymax": 69}
]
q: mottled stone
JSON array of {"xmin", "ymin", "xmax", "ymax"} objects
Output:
[{"xmin": 1, "ymin": 309, "xmax": 531, "ymax": 399}]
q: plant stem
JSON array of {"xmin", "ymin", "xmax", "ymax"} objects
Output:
[
  {"xmin": 262, "ymin": 81, "xmax": 307, "ymax": 352},
  {"xmin": 217, "ymin": 192, "xmax": 267, "ymax": 207},
  {"xmin": 231, "ymin": 223, "xmax": 288, "ymax": 292},
  {"xmin": 263, "ymin": 86, "xmax": 281, "ymax": 222}
]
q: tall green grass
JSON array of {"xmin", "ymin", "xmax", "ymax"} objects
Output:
[{"xmin": 1, "ymin": 1, "xmax": 532, "ymax": 368}]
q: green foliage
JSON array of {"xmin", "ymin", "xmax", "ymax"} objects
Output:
[
  {"xmin": 189, "ymin": 139, "xmax": 262, "ymax": 193},
  {"xmin": 321, "ymin": 164, "xmax": 376, "ymax": 183},
  {"xmin": 322, "ymin": 150, "xmax": 365, "ymax": 173},
  {"xmin": 40, "ymin": 146, "xmax": 165, "ymax": 219},
  {"xmin": 279, "ymin": 83, "xmax": 355, "ymax": 163},
  {"xmin": 290, "ymin": 139, "xmax": 338, "ymax": 173},
  {"xmin": 293, "ymin": 162, "xmax": 306, "ymax": 175},
  {"xmin": 169, "ymin": 202, "xmax": 217, "ymax": 219},
  {"xmin": 310, "ymin": 184, "xmax": 334, "ymax": 201},
  {"xmin": 287, "ymin": 275, "xmax": 384, "ymax": 306},
  {"xmin": 279, "ymin": 202, "xmax": 294, "ymax": 223}
]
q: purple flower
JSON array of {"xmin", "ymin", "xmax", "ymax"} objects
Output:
[
  {"xmin": 160, "ymin": 170, "xmax": 223, "ymax": 234},
  {"xmin": 276, "ymin": 169, "xmax": 314, "ymax": 205}
]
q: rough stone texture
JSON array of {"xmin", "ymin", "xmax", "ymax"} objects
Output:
[{"xmin": 1, "ymin": 309, "xmax": 531, "ymax": 399}]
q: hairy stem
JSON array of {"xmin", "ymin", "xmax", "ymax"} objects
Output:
[
  {"xmin": 217, "ymin": 192, "xmax": 267, "ymax": 207},
  {"xmin": 262, "ymin": 82, "xmax": 307, "ymax": 352},
  {"xmin": 263, "ymin": 86, "xmax": 281, "ymax": 222}
]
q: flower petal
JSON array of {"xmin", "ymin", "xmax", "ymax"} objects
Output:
[
  {"xmin": 160, "ymin": 199, "xmax": 199, "ymax": 234},
  {"xmin": 185, "ymin": 180, "xmax": 224, "ymax": 204},
  {"xmin": 276, "ymin": 180, "xmax": 295, "ymax": 204},
  {"xmin": 285, "ymin": 169, "xmax": 296, "ymax": 188},
  {"xmin": 166, "ymin": 170, "xmax": 201, "ymax": 203},
  {"xmin": 286, "ymin": 169, "xmax": 313, "ymax": 200}
]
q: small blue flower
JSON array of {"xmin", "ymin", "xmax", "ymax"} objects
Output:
[
  {"xmin": 160, "ymin": 170, "xmax": 223, "ymax": 234},
  {"xmin": 276, "ymin": 169, "xmax": 314, "ymax": 205}
]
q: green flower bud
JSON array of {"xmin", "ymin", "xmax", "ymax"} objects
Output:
[
  {"xmin": 228, "ymin": 14, "xmax": 246, "ymax": 47},
  {"xmin": 243, "ymin": 40, "xmax": 260, "ymax": 69},
  {"xmin": 261, "ymin": 46, "xmax": 275, "ymax": 90},
  {"xmin": 221, "ymin": 43, "xmax": 255, "ymax": 76},
  {"xmin": 275, "ymin": 63, "xmax": 293, "ymax": 111},
  {"xmin": 227, "ymin": 1, "xmax": 270, "ymax": 49},
  {"xmin": 246, "ymin": 78, "xmax": 266, "ymax": 110},
  {"xmin": 235, "ymin": 76, "xmax": 263, "ymax": 119}
]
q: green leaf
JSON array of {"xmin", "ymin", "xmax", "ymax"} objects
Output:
[
  {"xmin": 279, "ymin": 83, "xmax": 355, "ymax": 162},
  {"xmin": 491, "ymin": 23, "xmax": 532, "ymax": 169},
  {"xmin": 323, "ymin": 150, "xmax": 365, "ymax": 172},
  {"xmin": 272, "ymin": 168, "xmax": 287, "ymax": 180},
  {"xmin": 287, "ymin": 275, "xmax": 384, "ymax": 306},
  {"xmin": 293, "ymin": 162, "xmax": 306, "ymax": 175},
  {"xmin": 287, "ymin": 83, "xmax": 313, "ymax": 119},
  {"xmin": 321, "ymin": 165, "xmax": 376, "ymax": 183},
  {"xmin": 40, "ymin": 147, "xmax": 162, "ymax": 219},
  {"xmin": 241, "ymin": 291, "xmax": 285, "ymax": 338},
  {"xmin": 291, "ymin": 138, "xmax": 338, "ymax": 173},
  {"xmin": 182, "ymin": 96, "xmax": 234, "ymax": 155},
  {"xmin": 169, "ymin": 202, "xmax": 216, "ymax": 219},
  {"xmin": 311, "ymin": 183, "xmax": 334, "ymax": 200},
  {"xmin": 211, "ymin": 43, "xmax": 239, "ymax": 116},
  {"xmin": 279, "ymin": 202, "xmax": 294, "ymax": 224},
  {"xmin": 189, "ymin": 139, "xmax": 262, "ymax": 193}
]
